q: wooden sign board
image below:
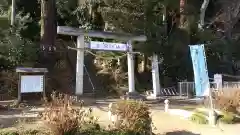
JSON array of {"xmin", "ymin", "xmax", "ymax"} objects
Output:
[{"xmin": 20, "ymin": 75, "xmax": 44, "ymax": 93}]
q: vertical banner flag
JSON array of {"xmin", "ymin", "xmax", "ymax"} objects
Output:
[{"xmin": 189, "ymin": 44, "xmax": 210, "ymax": 97}]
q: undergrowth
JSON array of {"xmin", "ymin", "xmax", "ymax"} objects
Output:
[
  {"xmin": 39, "ymin": 91, "xmax": 99, "ymax": 135},
  {"xmin": 0, "ymin": 92, "xmax": 153, "ymax": 135},
  {"xmin": 110, "ymin": 100, "xmax": 152, "ymax": 135},
  {"xmin": 190, "ymin": 111, "xmax": 208, "ymax": 124},
  {"xmin": 212, "ymin": 89, "xmax": 240, "ymax": 114}
]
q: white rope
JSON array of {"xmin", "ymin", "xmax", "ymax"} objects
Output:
[
  {"xmin": 67, "ymin": 46, "xmax": 144, "ymax": 60},
  {"xmin": 67, "ymin": 45, "xmax": 163, "ymax": 63}
]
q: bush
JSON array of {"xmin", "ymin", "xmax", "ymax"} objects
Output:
[
  {"xmin": 39, "ymin": 93, "xmax": 153, "ymax": 135},
  {"xmin": 111, "ymin": 100, "xmax": 152, "ymax": 135},
  {"xmin": 190, "ymin": 110, "xmax": 239, "ymax": 125},
  {"xmin": 80, "ymin": 128, "xmax": 136, "ymax": 135},
  {"xmin": 0, "ymin": 71, "xmax": 18, "ymax": 99},
  {"xmin": 40, "ymin": 92, "xmax": 98, "ymax": 135},
  {"xmin": 0, "ymin": 131, "xmax": 18, "ymax": 135},
  {"xmin": 0, "ymin": 129, "xmax": 48, "ymax": 135},
  {"xmin": 219, "ymin": 112, "xmax": 235, "ymax": 124},
  {"xmin": 219, "ymin": 112, "xmax": 240, "ymax": 124},
  {"xmin": 190, "ymin": 111, "xmax": 208, "ymax": 124},
  {"xmin": 212, "ymin": 89, "xmax": 240, "ymax": 114}
]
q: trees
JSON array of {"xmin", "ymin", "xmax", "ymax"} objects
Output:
[
  {"xmin": 1, "ymin": 0, "xmax": 240, "ymax": 94},
  {"xmin": 0, "ymin": 1, "xmax": 38, "ymax": 71}
]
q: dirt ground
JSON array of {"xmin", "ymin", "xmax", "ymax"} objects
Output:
[{"xmin": 0, "ymin": 98, "xmax": 239, "ymax": 135}]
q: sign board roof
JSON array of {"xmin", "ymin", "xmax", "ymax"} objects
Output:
[
  {"xmin": 16, "ymin": 67, "xmax": 48, "ymax": 73},
  {"xmin": 90, "ymin": 41, "xmax": 128, "ymax": 51}
]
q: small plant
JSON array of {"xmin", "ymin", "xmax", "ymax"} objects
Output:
[
  {"xmin": 0, "ymin": 131, "xmax": 19, "ymax": 135},
  {"xmin": 190, "ymin": 111, "xmax": 208, "ymax": 124},
  {"xmin": 40, "ymin": 92, "xmax": 98, "ymax": 135},
  {"xmin": 219, "ymin": 112, "xmax": 240, "ymax": 124},
  {"xmin": 219, "ymin": 112, "xmax": 235, "ymax": 124},
  {"xmin": 0, "ymin": 129, "xmax": 48, "ymax": 135},
  {"xmin": 111, "ymin": 100, "xmax": 152, "ymax": 135}
]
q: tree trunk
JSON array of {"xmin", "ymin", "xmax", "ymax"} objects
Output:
[
  {"xmin": 199, "ymin": 0, "xmax": 210, "ymax": 29},
  {"xmin": 38, "ymin": 0, "xmax": 57, "ymax": 94},
  {"xmin": 134, "ymin": 54, "xmax": 140, "ymax": 79},
  {"xmin": 11, "ymin": 0, "xmax": 16, "ymax": 26},
  {"xmin": 179, "ymin": 0, "xmax": 186, "ymax": 28},
  {"xmin": 141, "ymin": 54, "xmax": 148, "ymax": 72},
  {"xmin": 223, "ymin": 6, "xmax": 234, "ymax": 74},
  {"xmin": 39, "ymin": 0, "xmax": 57, "ymax": 70}
]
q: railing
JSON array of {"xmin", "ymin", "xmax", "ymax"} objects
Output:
[
  {"xmin": 223, "ymin": 82, "xmax": 240, "ymax": 88},
  {"xmin": 160, "ymin": 87, "xmax": 178, "ymax": 96},
  {"xmin": 178, "ymin": 82, "xmax": 195, "ymax": 97},
  {"xmin": 178, "ymin": 81, "xmax": 240, "ymax": 98}
]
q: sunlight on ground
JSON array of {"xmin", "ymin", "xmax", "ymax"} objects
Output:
[{"xmin": 0, "ymin": 99, "xmax": 239, "ymax": 135}]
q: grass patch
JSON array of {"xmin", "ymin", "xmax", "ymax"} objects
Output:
[
  {"xmin": 180, "ymin": 105, "xmax": 203, "ymax": 111},
  {"xmin": 190, "ymin": 111, "xmax": 208, "ymax": 124},
  {"xmin": 219, "ymin": 112, "xmax": 240, "ymax": 124},
  {"xmin": 190, "ymin": 108, "xmax": 240, "ymax": 125},
  {"xmin": 0, "ymin": 129, "xmax": 49, "ymax": 135}
]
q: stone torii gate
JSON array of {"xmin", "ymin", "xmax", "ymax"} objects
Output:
[{"xmin": 57, "ymin": 26, "xmax": 161, "ymax": 98}]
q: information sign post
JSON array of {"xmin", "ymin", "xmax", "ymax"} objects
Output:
[{"xmin": 16, "ymin": 67, "xmax": 48, "ymax": 104}]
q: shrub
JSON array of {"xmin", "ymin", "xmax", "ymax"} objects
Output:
[
  {"xmin": 219, "ymin": 112, "xmax": 235, "ymax": 124},
  {"xmin": 40, "ymin": 92, "xmax": 98, "ymax": 135},
  {"xmin": 0, "ymin": 129, "xmax": 48, "ymax": 135},
  {"xmin": 0, "ymin": 71, "xmax": 18, "ymax": 99},
  {"xmin": 190, "ymin": 111, "xmax": 208, "ymax": 124},
  {"xmin": 0, "ymin": 131, "xmax": 18, "ymax": 135},
  {"xmin": 219, "ymin": 112, "xmax": 240, "ymax": 124},
  {"xmin": 80, "ymin": 128, "xmax": 135, "ymax": 135},
  {"xmin": 190, "ymin": 110, "xmax": 239, "ymax": 125},
  {"xmin": 111, "ymin": 100, "xmax": 152, "ymax": 135},
  {"xmin": 212, "ymin": 89, "xmax": 240, "ymax": 114}
]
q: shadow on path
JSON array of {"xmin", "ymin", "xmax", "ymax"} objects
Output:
[{"xmin": 165, "ymin": 130, "xmax": 200, "ymax": 135}]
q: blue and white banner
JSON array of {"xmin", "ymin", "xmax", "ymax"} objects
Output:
[{"xmin": 189, "ymin": 44, "xmax": 210, "ymax": 97}]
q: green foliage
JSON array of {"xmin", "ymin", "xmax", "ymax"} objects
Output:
[
  {"xmin": 0, "ymin": 131, "xmax": 19, "ymax": 135},
  {"xmin": 56, "ymin": 0, "xmax": 79, "ymax": 26},
  {"xmin": 190, "ymin": 109, "xmax": 240, "ymax": 125},
  {"xmin": 0, "ymin": 12, "xmax": 38, "ymax": 70},
  {"xmin": 190, "ymin": 111, "xmax": 208, "ymax": 124},
  {"xmin": 0, "ymin": 0, "xmax": 239, "ymax": 91},
  {"xmin": 0, "ymin": 129, "xmax": 48, "ymax": 135},
  {"xmin": 0, "ymin": 15, "xmax": 9, "ymax": 29},
  {"xmin": 0, "ymin": 0, "xmax": 10, "ymax": 14},
  {"xmin": 219, "ymin": 112, "xmax": 235, "ymax": 124}
]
